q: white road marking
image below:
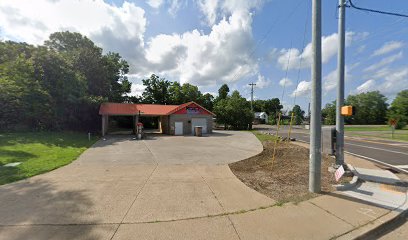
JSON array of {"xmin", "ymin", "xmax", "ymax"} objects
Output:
[
  {"xmin": 345, "ymin": 142, "xmax": 408, "ymax": 156},
  {"xmin": 345, "ymin": 151, "xmax": 408, "ymax": 174}
]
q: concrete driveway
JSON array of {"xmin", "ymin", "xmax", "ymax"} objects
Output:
[{"xmin": 0, "ymin": 131, "xmax": 274, "ymax": 240}]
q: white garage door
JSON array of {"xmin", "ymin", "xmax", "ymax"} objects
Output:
[
  {"xmin": 175, "ymin": 122, "xmax": 183, "ymax": 135},
  {"xmin": 191, "ymin": 118, "xmax": 207, "ymax": 134}
]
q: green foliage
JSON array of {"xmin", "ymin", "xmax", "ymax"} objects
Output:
[
  {"xmin": 289, "ymin": 105, "xmax": 305, "ymax": 125},
  {"xmin": 213, "ymin": 90, "xmax": 253, "ymax": 130},
  {"xmin": 345, "ymin": 91, "xmax": 388, "ymax": 125},
  {"xmin": 141, "ymin": 74, "xmax": 215, "ymax": 111},
  {"xmin": 322, "ymin": 101, "xmax": 336, "ymax": 125},
  {"xmin": 142, "ymin": 74, "xmax": 171, "ymax": 104},
  {"xmin": 388, "ymin": 90, "xmax": 408, "ymax": 129},
  {"xmin": 0, "ymin": 32, "xmax": 130, "ymax": 131},
  {"xmin": 253, "ymin": 98, "xmax": 283, "ymax": 123},
  {"xmin": 217, "ymin": 84, "xmax": 230, "ymax": 101},
  {"xmin": 0, "ymin": 131, "xmax": 98, "ymax": 185}
]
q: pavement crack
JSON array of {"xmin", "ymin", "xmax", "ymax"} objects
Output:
[
  {"xmin": 309, "ymin": 202, "xmax": 355, "ymax": 227},
  {"xmin": 193, "ymin": 166, "xmax": 242, "ymax": 240},
  {"xmin": 109, "ymin": 157, "xmax": 158, "ymax": 240}
]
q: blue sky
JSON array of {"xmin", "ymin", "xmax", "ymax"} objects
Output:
[{"xmin": 1, "ymin": 0, "xmax": 407, "ymax": 111}]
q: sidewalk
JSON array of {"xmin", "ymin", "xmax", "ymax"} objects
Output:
[
  {"xmin": 1, "ymin": 134, "xmax": 407, "ymax": 240},
  {"xmin": 106, "ymin": 156, "xmax": 408, "ymax": 240}
]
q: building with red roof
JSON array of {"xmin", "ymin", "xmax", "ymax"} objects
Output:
[{"xmin": 99, "ymin": 102, "xmax": 215, "ymax": 136}]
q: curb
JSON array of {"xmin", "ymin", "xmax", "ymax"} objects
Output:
[
  {"xmin": 336, "ymin": 200, "xmax": 408, "ymax": 240},
  {"xmin": 353, "ymin": 209, "xmax": 408, "ymax": 240},
  {"xmin": 335, "ymin": 167, "xmax": 408, "ymax": 240},
  {"xmin": 333, "ymin": 164, "xmax": 360, "ymax": 191}
]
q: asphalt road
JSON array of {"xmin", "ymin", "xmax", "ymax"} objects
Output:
[{"xmin": 254, "ymin": 125, "xmax": 408, "ymax": 173}]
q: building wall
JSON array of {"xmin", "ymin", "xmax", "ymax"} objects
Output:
[
  {"xmin": 169, "ymin": 114, "xmax": 213, "ymax": 135},
  {"xmin": 160, "ymin": 115, "xmax": 170, "ymax": 134}
]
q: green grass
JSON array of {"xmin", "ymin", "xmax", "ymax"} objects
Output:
[
  {"xmin": 344, "ymin": 125, "xmax": 408, "ymax": 142},
  {"xmin": 0, "ymin": 132, "xmax": 98, "ymax": 185},
  {"xmin": 344, "ymin": 125, "xmax": 392, "ymax": 131},
  {"xmin": 250, "ymin": 130, "xmax": 278, "ymax": 142}
]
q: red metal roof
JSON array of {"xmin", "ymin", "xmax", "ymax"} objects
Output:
[
  {"xmin": 99, "ymin": 102, "xmax": 215, "ymax": 116},
  {"xmin": 135, "ymin": 104, "xmax": 179, "ymax": 116},
  {"xmin": 167, "ymin": 101, "xmax": 215, "ymax": 116},
  {"xmin": 99, "ymin": 103, "xmax": 138, "ymax": 115}
]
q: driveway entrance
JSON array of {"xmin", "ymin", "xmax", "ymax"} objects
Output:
[{"xmin": 0, "ymin": 131, "xmax": 273, "ymax": 240}]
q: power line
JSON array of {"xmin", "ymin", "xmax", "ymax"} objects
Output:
[
  {"xmin": 348, "ymin": 0, "xmax": 408, "ymax": 18},
  {"xmin": 228, "ymin": 0, "xmax": 305, "ymax": 84},
  {"xmin": 293, "ymin": 1, "xmax": 311, "ymax": 106},
  {"xmin": 281, "ymin": 41, "xmax": 293, "ymax": 104}
]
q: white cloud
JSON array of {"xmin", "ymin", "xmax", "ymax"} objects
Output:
[
  {"xmin": 254, "ymin": 74, "xmax": 271, "ymax": 89},
  {"xmin": 0, "ymin": 0, "xmax": 146, "ymax": 46},
  {"xmin": 277, "ymin": 32, "xmax": 358, "ymax": 70},
  {"xmin": 323, "ymin": 66, "xmax": 351, "ymax": 92},
  {"xmin": 197, "ymin": 0, "xmax": 263, "ymax": 26},
  {"xmin": 356, "ymin": 67, "xmax": 408, "ymax": 96},
  {"xmin": 130, "ymin": 83, "xmax": 146, "ymax": 97},
  {"xmin": 380, "ymin": 68, "xmax": 408, "ymax": 95},
  {"xmin": 363, "ymin": 51, "xmax": 403, "ymax": 72},
  {"xmin": 290, "ymin": 81, "xmax": 311, "ymax": 98},
  {"xmin": 197, "ymin": 0, "xmax": 219, "ymax": 25},
  {"xmin": 356, "ymin": 79, "xmax": 376, "ymax": 93},
  {"xmin": 279, "ymin": 78, "xmax": 293, "ymax": 87},
  {"xmin": 168, "ymin": 0, "xmax": 183, "ymax": 16},
  {"xmin": 143, "ymin": 7, "xmax": 258, "ymax": 86},
  {"xmin": 372, "ymin": 41, "xmax": 404, "ymax": 57},
  {"xmin": 0, "ymin": 0, "xmax": 260, "ymax": 88},
  {"xmin": 147, "ymin": 0, "xmax": 164, "ymax": 8}
]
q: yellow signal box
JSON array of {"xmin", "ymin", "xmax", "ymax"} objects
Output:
[{"xmin": 341, "ymin": 106, "xmax": 354, "ymax": 116}]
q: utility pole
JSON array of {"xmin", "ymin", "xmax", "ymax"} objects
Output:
[
  {"xmin": 248, "ymin": 83, "xmax": 256, "ymax": 111},
  {"xmin": 310, "ymin": 0, "xmax": 322, "ymax": 193},
  {"xmin": 336, "ymin": 0, "xmax": 346, "ymax": 167}
]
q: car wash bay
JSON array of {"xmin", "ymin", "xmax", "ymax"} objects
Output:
[{"xmin": 99, "ymin": 102, "xmax": 215, "ymax": 136}]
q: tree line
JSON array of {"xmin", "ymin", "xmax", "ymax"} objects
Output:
[
  {"xmin": 0, "ymin": 32, "xmax": 131, "ymax": 131},
  {"xmin": 322, "ymin": 90, "xmax": 408, "ymax": 129},
  {"xmin": 1, "ymin": 31, "xmax": 406, "ymax": 132}
]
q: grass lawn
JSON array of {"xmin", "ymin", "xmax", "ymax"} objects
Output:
[
  {"xmin": 0, "ymin": 132, "xmax": 98, "ymax": 185},
  {"xmin": 344, "ymin": 125, "xmax": 408, "ymax": 142},
  {"xmin": 250, "ymin": 130, "xmax": 279, "ymax": 142},
  {"xmin": 344, "ymin": 125, "xmax": 392, "ymax": 131}
]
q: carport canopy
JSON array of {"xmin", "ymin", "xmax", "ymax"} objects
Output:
[{"xmin": 99, "ymin": 102, "xmax": 215, "ymax": 136}]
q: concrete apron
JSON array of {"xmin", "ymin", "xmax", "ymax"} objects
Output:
[
  {"xmin": 0, "ymin": 131, "xmax": 275, "ymax": 240},
  {"xmin": 1, "ymin": 131, "xmax": 406, "ymax": 240}
]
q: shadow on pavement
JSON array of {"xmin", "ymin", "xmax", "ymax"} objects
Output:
[{"xmin": 0, "ymin": 179, "xmax": 101, "ymax": 240}]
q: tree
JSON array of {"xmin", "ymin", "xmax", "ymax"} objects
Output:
[
  {"xmin": 200, "ymin": 93, "xmax": 214, "ymax": 111},
  {"xmin": 217, "ymin": 84, "xmax": 229, "ymax": 101},
  {"xmin": 322, "ymin": 101, "xmax": 336, "ymax": 125},
  {"xmin": 252, "ymin": 100, "xmax": 266, "ymax": 113},
  {"xmin": 141, "ymin": 74, "xmax": 171, "ymax": 104},
  {"xmin": 45, "ymin": 31, "xmax": 109, "ymax": 97},
  {"xmin": 0, "ymin": 32, "xmax": 133, "ymax": 131},
  {"xmin": 103, "ymin": 52, "xmax": 131, "ymax": 102},
  {"xmin": 388, "ymin": 90, "xmax": 408, "ymax": 129},
  {"xmin": 289, "ymin": 105, "xmax": 305, "ymax": 125},
  {"xmin": 345, "ymin": 91, "xmax": 388, "ymax": 124},
  {"xmin": 213, "ymin": 90, "xmax": 253, "ymax": 130}
]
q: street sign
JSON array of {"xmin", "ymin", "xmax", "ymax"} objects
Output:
[{"xmin": 335, "ymin": 165, "xmax": 345, "ymax": 182}]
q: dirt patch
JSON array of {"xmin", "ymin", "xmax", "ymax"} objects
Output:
[{"xmin": 229, "ymin": 141, "xmax": 345, "ymax": 203}]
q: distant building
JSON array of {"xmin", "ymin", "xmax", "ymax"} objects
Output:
[{"xmin": 254, "ymin": 112, "xmax": 268, "ymax": 124}]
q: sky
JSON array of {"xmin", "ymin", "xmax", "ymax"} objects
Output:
[{"xmin": 1, "ymin": 0, "xmax": 407, "ymax": 112}]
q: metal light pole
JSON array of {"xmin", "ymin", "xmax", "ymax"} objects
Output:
[
  {"xmin": 336, "ymin": 0, "xmax": 346, "ymax": 167},
  {"xmin": 309, "ymin": 0, "xmax": 322, "ymax": 193},
  {"xmin": 248, "ymin": 83, "xmax": 256, "ymax": 111}
]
